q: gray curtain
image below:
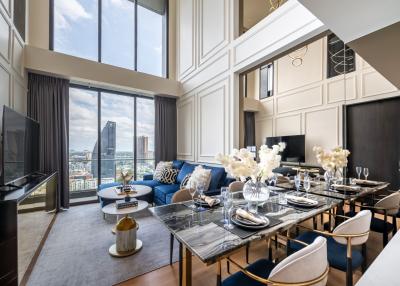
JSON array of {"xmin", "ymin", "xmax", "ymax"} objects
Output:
[
  {"xmin": 244, "ymin": 111, "xmax": 256, "ymax": 147},
  {"xmin": 27, "ymin": 73, "xmax": 70, "ymax": 210},
  {"xmin": 154, "ymin": 95, "xmax": 177, "ymax": 163}
]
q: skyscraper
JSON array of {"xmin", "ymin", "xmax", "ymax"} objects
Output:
[
  {"xmin": 92, "ymin": 121, "xmax": 116, "ymax": 179},
  {"xmin": 137, "ymin": 136, "xmax": 149, "ymax": 159}
]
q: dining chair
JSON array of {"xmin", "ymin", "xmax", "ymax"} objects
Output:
[
  {"xmin": 229, "ymin": 181, "xmax": 244, "ymax": 192},
  {"xmin": 288, "ymin": 210, "xmax": 372, "ymax": 286},
  {"xmin": 223, "ymin": 236, "xmax": 329, "ymax": 286},
  {"xmin": 346, "ymin": 191, "xmax": 400, "ymax": 247},
  {"xmin": 170, "ymin": 188, "xmax": 192, "ymax": 264}
]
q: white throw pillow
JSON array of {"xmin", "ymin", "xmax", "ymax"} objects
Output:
[
  {"xmin": 154, "ymin": 161, "xmax": 173, "ymax": 181},
  {"xmin": 186, "ymin": 165, "xmax": 211, "ymax": 191}
]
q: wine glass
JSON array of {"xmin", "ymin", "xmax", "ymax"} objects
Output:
[
  {"xmin": 196, "ymin": 182, "xmax": 206, "ymax": 211},
  {"xmin": 187, "ymin": 181, "xmax": 197, "ymax": 211},
  {"xmin": 304, "ymin": 176, "xmax": 311, "ymax": 197},
  {"xmin": 223, "ymin": 193, "xmax": 234, "ymax": 230},
  {"xmin": 294, "ymin": 174, "xmax": 301, "ymax": 193},
  {"xmin": 363, "ymin": 168, "xmax": 369, "ymax": 180},
  {"xmin": 356, "ymin": 166, "xmax": 362, "ymax": 180}
]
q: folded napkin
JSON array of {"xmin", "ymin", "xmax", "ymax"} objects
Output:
[
  {"xmin": 199, "ymin": 195, "xmax": 217, "ymax": 207},
  {"xmin": 236, "ymin": 208, "xmax": 268, "ymax": 225},
  {"xmin": 331, "ymin": 184, "xmax": 361, "ymax": 191},
  {"xmin": 286, "ymin": 195, "xmax": 318, "ymax": 205},
  {"xmin": 352, "ymin": 179, "xmax": 381, "ymax": 186}
]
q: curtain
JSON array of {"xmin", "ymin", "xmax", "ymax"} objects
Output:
[
  {"xmin": 154, "ymin": 95, "xmax": 177, "ymax": 163},
  {"xmin": 244, "ymin": 111, "xmax": 256, "ymax": 147},
  {"xmin": 27, "ymin": 73, "xmax": 70, "ymax": 210}
]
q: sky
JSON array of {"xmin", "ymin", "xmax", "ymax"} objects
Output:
[
  {"xmin": 57, "ymin": 0, "xmax": 160, "ymax": 153},
  {"xmin": 69, "ymin": 88, "xmax": 155, "ymax": 153},
  {"xmin": 54, "ymin": 0, "xmax": 164, "ymax": 74}
]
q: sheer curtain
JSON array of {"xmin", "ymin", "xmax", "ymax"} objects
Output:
[{"xmin": 27, "ymin": 73, "xmax": 70, "ymax": 209}]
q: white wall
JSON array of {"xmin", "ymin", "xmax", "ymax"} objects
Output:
[
  {"xmin": 0, "ymin": 0, "xmax": 27, "ymax": 118},
  {"xmin": 176, "ymin": 0, "xmax": 326, "ymax": 163},
  {"xmin": 247, "ymin": 37, "xmax": 399, "ymax": 164}
]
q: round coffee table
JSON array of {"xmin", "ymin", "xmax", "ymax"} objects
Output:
[
  {"xmin": 102, "ymin": 201, "xmax": 148, "ymax": 257},
  {"xmin": 98, "ymin": 185, "xmax": 152, "ymax": 201},
  {"xmin": 102, "ymin": 200, "xmax": 149, "ymax": 233}
]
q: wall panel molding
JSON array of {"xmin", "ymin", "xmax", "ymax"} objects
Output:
[
  {"xmin": 198, "ymin": 0, "xmax": 229, "ymax": 67},
  {"xmin": 177, "ymin": 95, "xmax": 196, "ymax": 161},
  {"xmin": 0, "ymin": 8, "xmax": 10, "ymax": 63},
  {"xmin": 362, "ymin": 70, "xmax": 396, "ymax": 98},
  {"xmin": 276, "ymin": 85, "xmax": 323, "ymax": 114}
]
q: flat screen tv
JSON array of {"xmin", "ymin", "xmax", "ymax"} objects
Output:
[
  {"xmin": 266, "ymin": 135, "xmax": 305, "ymax": 163},
  {"xmin": 1, "ymin": 106, "xmax": 40, "ymax": 186}
]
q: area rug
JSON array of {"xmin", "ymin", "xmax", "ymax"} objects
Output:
[{"xmin": 27, "ymin": 204, "xmax": 178, "ymax": 286}]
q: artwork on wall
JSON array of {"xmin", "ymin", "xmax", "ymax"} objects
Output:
[
  {"xmin": 327, "ymin": 33, "xmax": 355, "ymax": 78},
  {"xmin": 287, "ymin": 45, "xmax": 308, "ymax": 67},
  {"xmin": 259, "ymin": 63, "xmax": 274, "ymax": 99}
]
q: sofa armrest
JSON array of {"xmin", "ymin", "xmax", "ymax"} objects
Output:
[
  {"xmin": 222, "ymin": 177, "xmax": 236, "ymax": 187},
  {"xmin": 143, "ymin": 173, "xmax": 154, "ymax": 180}
]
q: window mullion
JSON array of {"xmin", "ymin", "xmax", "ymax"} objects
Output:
[
  {"xmin": 134, "ymin": 0, "xmax": 138, "ymax": 71},
  {"xmin": 98, "ymin": 0, "xmax": 102, "ymax": 63},
  {"xmin": 134, "ymin": 97, "xmax": 138, "ymax": 180}
]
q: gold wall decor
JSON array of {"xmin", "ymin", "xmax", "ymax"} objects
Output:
[
  {"xmin": 269, "ymin": 0, "xmax": 285, "ymax": 11},
  {"xmin": 288, "ymin": 45, "xmax": 308, "ymax": 67}
]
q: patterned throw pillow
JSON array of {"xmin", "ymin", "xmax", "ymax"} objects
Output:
[
  {"xmin": 180, "ymin": 174, "xmax": 191, "ymax": 189},
  {"xmin": 154, "ymin": 161, "xmax": 173, "ymax": 181},
  {"xmin": 159, "ymin": 168, "xmax": 179, "ymax": 184},
  {"xmin": 186, "ymin": 165, "xmax": 211, "ymax": 191}
]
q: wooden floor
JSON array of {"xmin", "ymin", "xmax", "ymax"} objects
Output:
[{"xmin": 118, "ymin": 215, "xmax": 396, "ymax": 286}]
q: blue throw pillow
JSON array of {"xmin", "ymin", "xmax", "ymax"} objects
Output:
[{"xmin": 177, "ymin": 163, "xmax": 196, "ymax": 183}]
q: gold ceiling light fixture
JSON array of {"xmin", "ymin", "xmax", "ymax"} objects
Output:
[
  {"xmin": 287, "ymin": 45, "xmax": 308, "ymax": 67},
  {"xmin": 269, "ymin": 0, "xmax": 284, "ymax": 11}
]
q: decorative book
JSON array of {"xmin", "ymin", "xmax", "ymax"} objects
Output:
[{"xmin": 116, "ymin": 199, "xmax": 138, "ymax": 209}]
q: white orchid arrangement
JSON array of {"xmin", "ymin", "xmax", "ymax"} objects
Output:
[
  {"xmin": 216, "ymin": 143, "xmax": 286, "ymax": 183},
  {"xmin": 313, "ymin": 146, "xmax": 350, "ymax": 172}
]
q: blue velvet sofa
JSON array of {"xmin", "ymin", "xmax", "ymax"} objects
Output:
[{"xmin": 98, "ymin": 160, "xmax": 235, "ymax": 206}]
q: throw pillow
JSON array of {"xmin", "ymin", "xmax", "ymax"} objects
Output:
[
  {"xmin": 180, "ymin": 173, "xmax": 191, "ymax": 189},
  {"xmin": 154, "ymin": 161, "xmax": 173, "ymax": 181},
  {"xmin": 159, "ymin": 168, "xmax": 179, "ymax": 184},
  {"xmin": 186, "ymin": 165, "xmax": 211, "ymax": 191}
]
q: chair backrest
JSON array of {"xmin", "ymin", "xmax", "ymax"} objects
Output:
[
  {"xmin": 333, "ymin": 210, "xmax": 372, "ymax": 245},
  {"xmin": 375, "ymin": 191, "xmax": 400, "ymax": 215},
  {"xmin": 171, "ymin": 189, "xmax": 192, "ymax": 203},
  {"xmin": 269, "ymin": 236, "xmax": 328, "ymax": 286},
  {"xmin": 229, "ymin": 181, "xmax": 244, "ymax": 193}
]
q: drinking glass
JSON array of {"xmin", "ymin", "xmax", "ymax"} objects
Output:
[
  {"xmin": 304, "ymin": 176, "xmax": 311, "ymax": 197},
  {"xmin": 224, "ymin": 193, "xmax": 234, "ymax": 230},
  {"xmin": 278, "ymin": 193, "xmax": 287, "ymax": 204},
  {"xmin": 363, "ymin": 168, "xmax": 369, "ymax": 180},
  {"xmin": 294, "ymin": 174, "xmax": 301, "ymax": 193},
  {"xmin": 188, "ymin": 181, "xmax": 197, "ymax": 211},
  {"xmin": 356, "ymin": 166, "xmax": 362, "ymax": 179},
  {"xmin": 196, "ymin": 182, "xmax": 206, "ymax": 211},
  {"xmin": 220, "ymin": 187, "xmax": 229, "ymax": 223}
]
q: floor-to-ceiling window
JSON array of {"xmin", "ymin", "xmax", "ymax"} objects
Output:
[
  {"xmin": 68, "ymin": 86, "xmax": 155, "ymax": 199},
  {"xmin": 52, "ymin": 0, "xmax": 168, "ymax": 77}
]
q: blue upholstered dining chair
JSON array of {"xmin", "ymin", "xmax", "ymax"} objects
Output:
[
  {"xmin": 347, "ymin": 191, "xmax": 400, "ymax": 248},
  {"xmin": 222, "ymin": 236, "xmax": 329, "ymax": 286},
  {"xmin": 288, "ymin": 210, "xmax": 372, "ymax": 286}
]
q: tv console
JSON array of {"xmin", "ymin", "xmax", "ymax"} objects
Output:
[{"xmin": 0, "ymin": 172, "xmax": 57, "ymax": 286}]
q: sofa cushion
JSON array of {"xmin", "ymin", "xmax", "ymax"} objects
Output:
[
  {"xmin": 165, "ymin": 193, "xmax": 175, "ymax": 205},
  {"xmin": 180, "ymin": 174, "xmax": 192, "ymax": 189},
  {"xmin": 154, "ymin": 161, "xmax": 173, "ymax": 181},
  {"xmin": 203, "ymin": 166, "xmax": 226, "ymax": 190},
  {"xmin": 154, "ymin": 184, "xmax": 180, "ymax": 203},
  {"xmin": 159, "ymin": 168, "xmax": 179, "ymax": 184},
  {"xmin": 177, "ymin": 163, "xmax": 197, "ymax": 183},
  {"xmin": 130, "ymin": 180, "xmax": 163, "ymax": 190},
  {"xmin": 172, "ymin": 160, "xmax": 185, "ymax": 170}
]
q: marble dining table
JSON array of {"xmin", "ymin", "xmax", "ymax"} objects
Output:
[{"xmin": 149, "ymin": 191, "xmax": 342, "ymax": 286}]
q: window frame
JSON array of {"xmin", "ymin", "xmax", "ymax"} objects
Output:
[
  {"xmin": 49, "ymin": 0, "xmax": 169, "ymax": 78},
  {"xmin": 259, "ymin": 63, "xmax": 274, "ymax": 99},
  {"xmin": 68, "ymin": 83, "xmax": 155, "ymax": 196}
]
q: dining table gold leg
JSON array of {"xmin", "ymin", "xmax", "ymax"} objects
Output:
[
  {"xmin": 216, "ymin": 260, "xmax": 222, "ymax": 286},
  {"xmin": 182, "ymin": 246, "xmax": 192, "ymax": 286}
]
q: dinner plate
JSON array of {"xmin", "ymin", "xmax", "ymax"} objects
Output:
[
  {"xmin": 194, "ymin": 198, "xmax": 220, "ymax": 207},
  {"xmin": 287, "ymin": 197, "xmax": 318, "ymax": 208},
  {"xmin": 231, "ymin": 215, "xmax": 270, "ymax": 230}
]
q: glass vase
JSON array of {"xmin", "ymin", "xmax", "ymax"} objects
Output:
[{"xmin": 243, "ymin": 180, "xmax": 270, "ymax": 214}]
